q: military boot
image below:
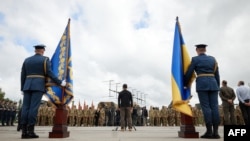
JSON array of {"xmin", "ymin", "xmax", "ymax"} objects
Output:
[
  {"xmin": 28, "ymin": 125, "xmax": 39, "ymax": 138},
  {"xmin": 213, "ymin": 124, "xmax": 220, "ymax": 139},
  {"xmin": 17, "ymin": 124, "xmax": 22, "ymax": 131},
  {"xmin": 200, "ymin": 124, "xmax": 213, "ymax": 138},
  {"xmin": 21, "ymin": 124, "xmax": 30, "ymax": 139}
]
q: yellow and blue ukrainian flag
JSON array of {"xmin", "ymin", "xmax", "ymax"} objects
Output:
[
  {"xmin": 45, "ymin": 18, "xmax": 73, "ymax": 106},
  {"xmin": 171, "ymin": 17, "xmax": 195, "ymax": 117}
]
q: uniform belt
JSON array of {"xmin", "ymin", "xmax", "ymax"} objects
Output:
[
  {"xmin": 27, "ymin": 75, "xmax": 45, "ymax": 78},
  {"xmin": 197, "ymin": 74, "xmax": 214, "ymax": 77}
]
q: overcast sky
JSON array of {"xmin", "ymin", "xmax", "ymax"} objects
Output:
[{"xmin": 0, "ymin": 0, "xmax": 250, "ymax": 109}]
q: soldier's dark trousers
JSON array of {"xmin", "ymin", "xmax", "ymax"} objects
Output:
[{"xmin": 1, "ymin": 111, "xmax": 6, "ymax": 126}]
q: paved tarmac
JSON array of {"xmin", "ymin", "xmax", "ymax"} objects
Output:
[{"xmin": 0, "ymin": 125, "xmax": 224, "ymax": 141}]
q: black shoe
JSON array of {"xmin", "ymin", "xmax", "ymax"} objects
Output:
[
  {"xmin": 21, "ymin": 133, "xmax": 31, "ymax": 139},
  {"xmin": 213, "ymin": 134, "xmax": 220, "ymax": 139},
  {"xmin": 200, "ymin": 133, "xmax": 213, "ymax": 139},
  {"xmin": 27, "ymin": 125, "xmax": 39, "ymax": 138},
  {"xmin": 28, "ymin": 132, "xmax": 39, "ymax": 138},
  {"xmin": 17, "ymin": 125, "xmax": 21, "ymax": 131}
]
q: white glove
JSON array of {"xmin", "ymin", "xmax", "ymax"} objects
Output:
[{"xmin": 61, "ymin": 80, "xmax": 66, "ymax": 87}]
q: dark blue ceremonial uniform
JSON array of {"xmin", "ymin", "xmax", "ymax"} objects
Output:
[
  {"xmin": 0, "ymin": 101, "xmax": 3, "ymax": 125},
  {"xmin": 21, "ymin": 54, "xmax": 61, "ymax": 92},
  {"xmin": 185, "ymin": 53, "xmax": 220, "ymax": 91},
  {"xmin": 184, "ymin": 44, "xmax": 220, "ymax": 139},
  {"xmin": 21, "ymin": 53, "xmax": 62, "ymax": 124},
  {"xmin": 1, "ymin": 102, "xmax": 6, "ymax": 126},
  {"xmin": 20, "ymin": 45, "xmax": 62, "ymax": 138}
]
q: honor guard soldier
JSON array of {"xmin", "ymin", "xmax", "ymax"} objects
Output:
[
  {"xmin": 20, "ymin": 44, "xmax": 66, "ymax": 139},
  {"xmin": 1, "ymin": 100, "xmax": 7, "ymax": 126},
  {"xmin": 0, "ymin": 100, "xmax": 3, "ymax": 125},
  {"xmin": 10, "ymin": 102, "xmax": 17, "ymax": 126},
  {"xmin": 184, "ymin": 44, "xmax": 220, "ymax": 139}
]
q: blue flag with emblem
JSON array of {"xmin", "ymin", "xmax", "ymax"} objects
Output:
[
  {"xmin": 45, "ymin": 18, "xmax": 73, "ymax": 106},
  {"xmin": 171, "ymin": 17, "xmax": 195, "ymax": 117}
]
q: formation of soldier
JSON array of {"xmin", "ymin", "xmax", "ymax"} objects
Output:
[
  {"xmin": 0, "ymin": 98, "xmax": 246, "ymax": 127},
  {"xmin": 33, "ymin": 102, "xmax": 245, "ymax": 127},
  {"xmin": 148, "ymin": 104, "xmax": 244, "ymax": 127},
  {"xmin": 0, "ymin": 99, "xmax": 18, "ymax": 126}
]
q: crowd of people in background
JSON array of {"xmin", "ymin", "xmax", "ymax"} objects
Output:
[
  {"xmin": 0, "ymin": 99, "xmax": 249, "ymax": 129},
  {"xmin": 0, "ymin": 99, "xmax": 246, "ymax": 128},
  {"xmin": 0, "ymin": 79, "xmax": 249, "ymax": 129},
  {"xmin": 0, "ymin": 100, "xmax": 247, "ymax": 129},
  {"xmin": 0, "ymin": 99, "xmax": 18, "ymax": 126}
]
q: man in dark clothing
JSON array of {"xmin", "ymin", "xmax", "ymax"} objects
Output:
[
  {"xmin": 0, "ymin": 100, "xmax": 3, "ymax": 125},
  {"xmin": 94, "ymin": 108, "xmax": 100, "ymax": 126},
  {"xmin": 142, "ymin": 106, "xmax": 148, "ymax": 126},
  {"xmin": 118, "ymin": 84, "xmax": 133, "ymax": 131},
  {"xmin": 115, "ymin": 108, "xmax": 120, "ymax": 126},
  {"xmin": 132, "ymin": 106, "xmax": 138, "ymax": 126},
  {"xmin": 10, "ymin": 102, "xmax": 17, "ymax": 126},
  {"xmin": 17, "ymin": 107, "xmax": 22, "ymax": 131}
]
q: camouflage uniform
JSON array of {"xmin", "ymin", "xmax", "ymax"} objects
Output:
[
  {"xmin": 82, "ymin": 108, "xmax": 88, "ymax": 126},
  {"xmin": 219, "ymin": 105, "xmax": 224, "ymax": 126},
  {"xmin": 76, "ymin": 108, "xmax": 83, "ymax": 126},
  {"xmin": 88, "ymin": 107, "xmax": 95, "ymax": 126},
  {"xmin": 37, "ymin": 106, "xmax": 42, "ymax": 126},
  {"xmin": 148, "ymin": 106, "xmax": 154, "ymax": 126},
  {"xmin": 40, "ymin": 104, "xmax": 47, "ymax": 126},
  {"xmin": 154, "ymin": 108, "xmax": 160, "ymax": 126},
  {"xmin": 98, "ymin": 107, "xmax": 105, "ymax": 126},
  {"xmin": 160, "ymin": 106, "xmax": 168, "ymax": 126},
  {"xmin": 198, "ymin": 109, "xmax": 205, "ymax": 126},
  {"xmin": 235, "ymin": 105, "xmax": 244, "ymax": 125},
  {"xmin": 69, "ymin": 106, "xmax": 76, "ymax": 126},
  {"xmin": 192, "ymin": 107, "xmax": 199, "ymax": 126},
  {"xmin": 175, "ymin": 110, "xmax": 181, "ymax": 126},
  {"xmin": 167, "ymin": 107, "xmax": 175, "ymax": 126},
  {"xmin": 47, "ymin": 107, "xmax": 55, "ymax": 126}
]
